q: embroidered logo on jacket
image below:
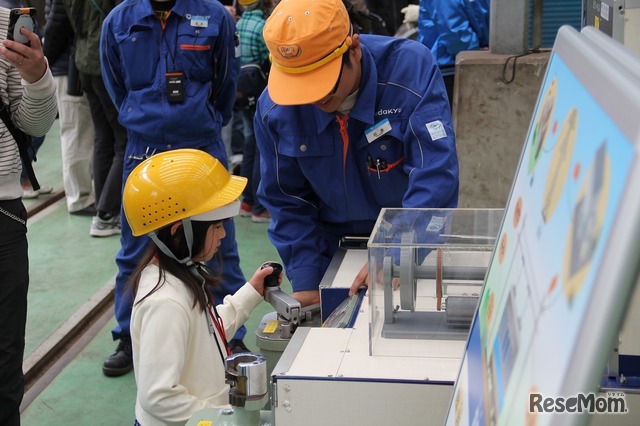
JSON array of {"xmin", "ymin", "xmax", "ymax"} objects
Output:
[
  {"xmin": 185, "ymin": 14, "xmax": 211, "ymax": 20},
  {"xmin": 375, "ymin": 108, "xmax": 402, "ymax": 116}
]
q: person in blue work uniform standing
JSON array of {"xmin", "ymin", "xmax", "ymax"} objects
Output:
[
  {"xmin": 416, "ymin": 0, "xmax": 489, "ymax": 106},
  {"xmin": 255, "ymin": 0, "xmax": 459, "ymax": 307},
  {"xmin": 99, "ymin": 0, "xmax": 250, "ymax": 377}
]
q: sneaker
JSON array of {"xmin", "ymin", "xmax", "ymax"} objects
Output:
[
  {"xmin": 90, "ymin": 215, "xmax": 121, "ymax": 237},
  {"xmin": 229, "ymin": 339, "xmax": 250, "ymax": 354},
  {"xmin": 69, "ymin": 203, "xmax": 97, "ymax": 216},
  {"xmin": 102, "ymin": 337, "xmax": 133, "ymax": 377},
  {"xmin": 239, "ymin": 201, "xmax": 252, "ymax": 217},
  {"xmin": 21, "ymin": 184, "xmax": 53, "ymax": 199},
  {"xmin": 22, "ymin": 187, "xmax": 39, "ymax": 199},
  {"xmin": 251, "ymin": 210, "xmax": 271, "ymax": 223},
  {"xmin": 38, "ymin": 185, "xmax": 53, "ymax": 195}
]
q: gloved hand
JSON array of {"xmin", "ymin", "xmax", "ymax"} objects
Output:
[{"xmin": 400, "ymin": 4, "xmax": 419, "ymax": 24}]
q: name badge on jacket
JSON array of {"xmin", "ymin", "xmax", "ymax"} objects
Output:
[{"xmin": 365, "ymin": 118, "xmax": 392, "ymax": 143}]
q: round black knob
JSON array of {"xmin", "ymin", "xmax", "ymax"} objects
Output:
[{"xmin": 261, "ymin": 262, "xmax": 282, "ymax": 287}]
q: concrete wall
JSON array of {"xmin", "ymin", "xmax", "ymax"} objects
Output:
[{"xmin": 452, "ymin": 50, "xmax": 551, "ymax": 208}]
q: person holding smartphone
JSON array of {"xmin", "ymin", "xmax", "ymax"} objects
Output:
[
  {"xmin": 0, "ymin": 8, "xmax": 57, "ymax": 426},
  {"xmin": 1, "ymin": 3, "xmax": 52, "ymax": 198}
]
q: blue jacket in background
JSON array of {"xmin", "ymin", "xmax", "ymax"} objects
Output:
[
  {"xmin": 417, "ymin": 0, "xmax": 490, "ymax": 75},
  {"xmin": 100, "ymin": 0, "xmax": 240, "ymax": 148},
  {"xmin": 254, "ymin": 35, "xmax": 459, "ymax": 293}
]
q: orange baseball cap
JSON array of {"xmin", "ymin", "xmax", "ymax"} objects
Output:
[{"xmin": 263, "ymin": 0, "xmax": 352, "ymax": 105}]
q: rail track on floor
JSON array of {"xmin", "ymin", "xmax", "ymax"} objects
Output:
[{"xmin": 20, "ymin": 191, "xmax": 116, "ymax": 411}]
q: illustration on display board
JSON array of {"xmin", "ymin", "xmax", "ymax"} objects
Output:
[{"xmin": 447, "ymin": 26, "xmax": 640, "ymax": 426}]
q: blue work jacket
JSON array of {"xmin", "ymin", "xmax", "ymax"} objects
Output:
[
  {"xmin": 417, "ymin": 0, "xmax": 490, "ymax": 74},
  {"xmin": 100, "ymin": 0, "xmax": 240, "ymax": 147},
  {"xmin": 254, "ymin": 35, "xmax": 459, "ymax": 293}
]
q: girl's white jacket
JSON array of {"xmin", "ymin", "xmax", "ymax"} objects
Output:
[{"xmin": 131, "ymin": 263, "xmax": 263, "ymax": 426}]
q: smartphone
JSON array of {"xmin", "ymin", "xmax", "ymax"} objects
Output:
[{"xmin": 7, "ymin": 8, "xmax": 37, "ymax": 46}]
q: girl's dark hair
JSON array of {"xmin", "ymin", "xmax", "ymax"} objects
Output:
[{"xmin": 128, "ymin": 220, "xmax": 225, "ymax": 312}]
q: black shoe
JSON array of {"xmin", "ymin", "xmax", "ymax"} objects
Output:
[
  {"xmin": 229, "ymin": 339, "xmax": 250, "ymax": 354},
  {"xmin": 102, "ymin": 337, "xmax": 133, "ymax": 377},
  {"xmin": 70, "ymin": 203, "xmax": 97, "ymax": 216}
]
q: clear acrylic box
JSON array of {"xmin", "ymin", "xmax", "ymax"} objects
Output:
[{"xmin": 367, "ymin": 208, "xmax": 504, "ymax": 357}]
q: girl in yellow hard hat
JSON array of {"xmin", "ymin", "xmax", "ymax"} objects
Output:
[{"xmin": 122, "ymin": 148, "xmax": 280, "ymax": 425}]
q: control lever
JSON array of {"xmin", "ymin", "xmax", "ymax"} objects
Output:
[
  {"xmin": 261, "ymin": 262, "xmax": 301, "ymax": 338},
  {"xmin": 262, "ymin": 261, "xmax": 282, "ymax": 288}
]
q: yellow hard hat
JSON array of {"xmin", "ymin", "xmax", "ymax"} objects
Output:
[
  {"xmin": 123, "ymin": 149, "xmax": 248, "ymax": 236},
  {"xmin": 238, "ymin": 0, "xmax": 259, "ymax": 6}
]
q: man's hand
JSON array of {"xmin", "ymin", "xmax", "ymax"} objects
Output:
[
  {"xmin": 291, "ymin": 290, "xmax": 320, "ymax": 307},
  {"xmin": 348, "ymin": 262, "xmax": 400, "ymax": 296},
  {"xmin": 349, "ymin": 262, "xmax": 369, "ymax": 297}
]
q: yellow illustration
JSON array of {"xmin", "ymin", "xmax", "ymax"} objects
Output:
[{"xmin": 542, "ymin": 108, "xmax": 578, "ymax": 222}]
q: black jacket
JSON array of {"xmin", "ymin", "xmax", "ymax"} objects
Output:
[
  {"xmin": 43, "ymin": 0, "xmax": 73, "ymax": 76},
  {"xmin": 63, "ymin": 0, "xmax": 119, "ymax": 76},
  {"xmin": 364, "ymin": 0, "xmax": 418, "ymax": 35}
]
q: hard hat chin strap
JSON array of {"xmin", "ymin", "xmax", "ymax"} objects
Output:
[
  {"xmin": 149, "ymin": 218, "xmax": 196, "ymax": 267},
  {"xmin": 149, "ymin": 220, "xmax": 213, "ymax": 333}
]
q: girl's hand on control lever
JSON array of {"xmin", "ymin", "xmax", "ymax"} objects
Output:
[{"xmin": 249, "ymin": 262, "xmax": 283, "ymax": 296}]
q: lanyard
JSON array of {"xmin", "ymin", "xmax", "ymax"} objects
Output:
[
  {"xmin": 160, "ymin": 14, "xmax": 179, "ymax": 73},
  {"xmin": 205, "ymin": 293, "xmax": 231, "ymax": 366}
]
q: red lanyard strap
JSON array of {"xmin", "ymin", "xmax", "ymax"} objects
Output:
[{"xmin": 207, "ymin": 304, "xmax": 231, "ymax": 357}]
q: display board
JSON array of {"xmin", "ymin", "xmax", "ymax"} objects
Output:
[{"xmin": 446, "ymin": 25, "xmax": 640, "ymax": 426}]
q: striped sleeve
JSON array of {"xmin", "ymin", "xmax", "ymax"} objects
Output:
[{"xmin": 0, "ymin": 7, "xmax": 57, "ymax": 180}]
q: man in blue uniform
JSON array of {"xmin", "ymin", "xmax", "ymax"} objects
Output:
[
  {"xmin": 255, "ymin": 0, "xmax": 459, "ymax": 306},
  {"xmin": 99, "ymin": 0, "xmax": 249, "ymax": 376}
]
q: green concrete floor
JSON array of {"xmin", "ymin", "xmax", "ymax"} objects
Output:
[{"xmin": 20, "ymin": 119, "xmax": 287, "ymax": 424}]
